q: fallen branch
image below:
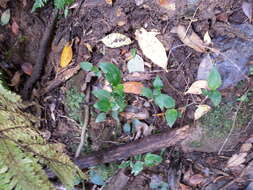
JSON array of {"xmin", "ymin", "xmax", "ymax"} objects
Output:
[{"xmin": 74, "ymin": 125, "xmax": 190, "ymax": 168}]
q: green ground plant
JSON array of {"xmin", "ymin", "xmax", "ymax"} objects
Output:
[
  {"xmin": 141, "ymin": 76, "xmax": 178, "ymax": 127},
  {"xmin": 80, "ymin": 62, "xmax": 126, "ymax": 123},
  {"xmin": 32, "ymin": 0, "xmax": 74, "ymax": 12}
]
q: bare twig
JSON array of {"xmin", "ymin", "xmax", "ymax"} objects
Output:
[{"xmin": 75, "ymin": 85, "xmax": 90, "ymax": 158}]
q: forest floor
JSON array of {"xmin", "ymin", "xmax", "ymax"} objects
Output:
[{"xmin": 1, "ymin": 0, "xmax": 253, "ymax": 189}]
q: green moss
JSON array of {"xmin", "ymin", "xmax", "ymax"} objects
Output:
[
  {"xmin": 200, "ymin": 102, "xmax": 251, "ymax": 139},
  {"xmin": 65, "ymin": 87, "xmax": 85, "ymax": 124}
]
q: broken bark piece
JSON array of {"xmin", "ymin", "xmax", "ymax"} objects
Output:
[{"xmin": 75, "ymin": 125, "xmax": 190, "ymax": 168}]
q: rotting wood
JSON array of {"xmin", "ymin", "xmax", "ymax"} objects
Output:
[{"xmin": 74, "ymin": 125, "xmax": 190, "ymax": 168}]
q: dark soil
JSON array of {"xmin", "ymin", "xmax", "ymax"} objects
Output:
[{"xmin": 1, "ymin": 0, "xmax": 253, "ymax": 189}]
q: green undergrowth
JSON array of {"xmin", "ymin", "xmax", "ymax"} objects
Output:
[{"xmin": 200, "ymin": 100, "xmax": 252, "ymax": 139}]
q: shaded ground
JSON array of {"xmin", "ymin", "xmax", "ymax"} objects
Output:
[{"xmin": 1, "ymin": 0, "xmax": 253, "ymax": 189}]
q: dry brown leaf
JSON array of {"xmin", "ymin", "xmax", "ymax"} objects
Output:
[
  {"xmin": 10, "ymin": 71, "xmax": 21, "ymax": 87},
  {"xmin": 189, "ymin": 174, "xmax": 205, "ymax": 186},
  {"xmin": 157, "ymin": 0, "xmax": 176, "ymax": 11},
  {"xmin": 133, "ymin": 120, "xmax": 152, "ymax": 140},
  {"xmin": 172, "ymin": 25, "xmax": 206, "ymax": 53},
  {"xmin": 123, "ymin": 82, "xmax": 144, "ymax": 94},
  {"xmin": 105, "ymin": 0, "xmax": 112, "ymax": 5},
  {"xmin": 120, "ymin": 109, "xmax": 149, "ymax": 120},
  {"xmin": 21, "ymin": 63, "xmax": 33, "ymax": 75},
  {"xmin": 135, "ymin": 28, "xmax": 168, "ymax": 71},
  {"xmin": 242, "ymin": 1, "xmax": 252, "ymax": 22},
  {"xmin": 226, "ymin": 153, "xmax": 247, "ymax": 168},
  {"xmin": 185, "ymin": 80, "xmax": 208, "ymax": 95},
  {"xmin": 179, "ymin": 183, "xmax": 192, "ymax": 190},
  {"xmin": 11, "ymin": 19, "xmax": 19, "ymax": 35},
  {"xmin": 194, "ymin": 105, "xmax": 211, "ymax": 120},
  {"xmin": 60, "ymin": 42, "xmax": 73, "ymax": 68}
]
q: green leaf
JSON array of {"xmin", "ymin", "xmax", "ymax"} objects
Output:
[
  {"xmin": 154, "ymin": 94, "xmax": 175, "ymax": 110},
  {"xmin": 165, "ymin": 109, "xmax": 178, "ymax": 127},
  {"xmin": 208, "ymin": 67, "xmax": 222, "ymax": 90},
  {"xmin": 89, "ymin": 170, "xmax": 105, "ymax": 186},
  {"xmin": 153, "ymin": 76, "xmax": 163, "ymax": 89},
  {"xmin": 99, "ymin": 62, "xmax": 121, "ymax": 86},
  {"xmin": 130, "ymin": 161, "xmax": 144, "ymax": 176},
  {"xmin": 130, "ymin": 48, "xmax": 137, "ymax": 57},
  {"xmin": 208, "ymin": 90, "xmax": 222, "ymax": 106},
  {"xmin": 144, "ymin": 153, "xmax": 163, "ymax": 167},
  {"xmin": 93, "ymin": 89, "xmax": 111, "ymax": 100},
  {"xmin": 123, "ymin": 123, "xmax": 131, "ymax": 134},
  {"xmin": 153, "ymin": 89, "xmax": 161, "ymax": 96},
  {"xmin": 80, "ymin": 62, "xmax": 93, "ymax": 72},
  {"xmin": 119, "ymin": 161, "xmax": 131, "ymax": 168},
  {"xmin": 94, "ymin": 99, "xmax": 111, "ymax": 112},
  {"xmin": 1, "ymin": 9, "xmax": 10, "ymax": 26},
  {"xmin": 141, "ymin": 87, "xmax": 153, "ymax": 99},
  {"xmin": 95, "ymin": 113, "xmax": 106, "ymax": 123},
  {"xmin": 112, "ymin": 111, "xmax": 120, "ymax": 123},
  {"xmin": 54, "ymin": 0, "xmax": 74, "ymax": 9},
  {"xmin": 32, "ymin": 0, "xmax": 49, "ymax": 12}
]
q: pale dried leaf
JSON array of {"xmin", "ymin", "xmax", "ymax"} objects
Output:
[
  {"xmin": 173, "ymin": 25, "xmax": 206, "ymax": 53},
  {"xmin": 203, "ymin": 31, "xmax": 212, "ymax": 45},
  {"xmin": 185, "ymin": 80, "xmax": 208, "ymax": 95},
  {"xmin": 157, "ymin": 0, "xmax": 176, "ymax": 11},
  {"xmin": 189, "ymin": 174, "xmax": 205, "ymax": 186},
  {"xmin": 101, "ymin": 33, "xmax": 132, "ymax": 48},
  {"xmin": 242, "ymin": 1, "xmax": 252, "ymax": 21},
  {"xmin": 127, "ymin": 54, "xmax": 145, "ymax": 73},
  {"xmin": 226, "ymin": 153, "xmax": 247, "ymax": 168},
  {"xmin": 120, "ymin": 109, "xmax": 149, "ymax": 120},
  {"xmin": 105, "ymin": 0, "xmax": 112, "ymax": 5},
  {"xmin": 123, "ymin": 81, "xmax": 144, "ymax": 94},
  {"xmin": 135, "ymin": 28, "xmax": 168, "ymax": 71},
  {"xmin": 194, "ymin": 105, "xmax": 211, "ymax": 120},
  {"xmin": 133, "ymin": 119, "xmax": 152, "ymax": 140},
  {"xmin": 240, "ymin": 143, "xmax": 252, "ymax": 153}
]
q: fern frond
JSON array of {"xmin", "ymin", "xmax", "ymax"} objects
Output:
[
  {"xmin": 32, "ymin": 0, "xmax": 49, "ymax": 12},
  {"xmin": 0, "ymin": 82, "xmax": 86, "ymax": 190},
  {"xmin": 0, "ymin": 81, "xmax": 20, "ymax": 103},
  {"xmin": 54, "ymin": 0, "xmax": 74, "ymax": 10}
]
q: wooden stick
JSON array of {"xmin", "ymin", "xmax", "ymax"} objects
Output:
[{"xmin": 74, "ymin": 125, "xmax": 190, "ymax": 168}]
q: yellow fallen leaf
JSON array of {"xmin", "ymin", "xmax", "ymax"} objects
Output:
[
  {"xmin": 135, "ymin": 28, "xmax": 168, "ymax": 71},
  {"xmin": 105, "ymin": 0, "xmax": 112, "ymax": 4},
  {"xmin": 172, "ymin": 25, "xmax": 206, "ymax": 53},
  {"xmin": 185, "ymin": 80, "xmax": 209, "ymax": 95},
  {"xmin": 226, "ymin": 153, "xmax": 247, "ymax": 168},
  {"xmin": 60, "ymin": 42, "xmax": 73, "ymax": 68},
  {"xmin": 123, "ymin": 82, "xmax": 144, "ymax": 94},
  {"xmin": 194, "ymin": 105, "xmax": 211, "ymax": 120},
  {"xmin": 101, "ymin": 33, "xmax": 132, "ymax": 48}
]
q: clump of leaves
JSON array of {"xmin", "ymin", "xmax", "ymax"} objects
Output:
[
  {"xmin": 202, "ymin": 67, "xmax": 222, "ymax": 106},
  {"xmin": 119, "ymin": 153, "xmax": 163, "ymax": 176},
  {"xmin": 65, "ymin": 87, "xmax": 85, "ymax": 123},
  {"xmin": 80, "ymin": 62, "xmax": 126, "ymax": 123},
  {"xmin": 32, "ymin": 0, "xmax": 74, "ymax": 12},
  {"xmin": 141, "ymin": 76, "xmax": 178, "ymax": 127}
]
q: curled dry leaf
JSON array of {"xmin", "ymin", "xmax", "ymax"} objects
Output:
[
  {"xmin": 242, "ymin": 1, "xmax": 252, "ymax": 22},
  {"xmin": 240, "ymin": 143, "xmax": 252, "ymax": 153},
  {"xmin": 203, "ymin": 31, "xmax": 212, "ymax": 45},
  {"xmin": 101, "ymin": 33, "xmax": 132, "ymax": 48},
  {"xmin": 120, "ymin": 107, "xmax": 149, "ymax": 120},
  {"xmin": 194, "ymin": 104, "xmax": 211, "ymax": 120},
  {"xmin": 60, "ymin": 41, "xmax": 73, "ymax": 68},
  {"xmin": 135, "ymin": 28, "xmax": 168, "ymax": 71},
  {"xmin": 189, "ymin": 174, "xmax": 205, "ymax": 186},
  {"xmin": 133, "ymin": 119, "xmax": 152, "ymax": 140},
  {"xmin": 226, "ymin": 153, "xmax": 247, "ymax": 168},
  {"xmin": 10, "ymin": 71, "xmax": 21, "ymax": 86},
  {"xmin": 11, "ymin": 19, "xmax": 19, "ymax": 35},
  {"xmin": 123, "ymin": 81, "xmax": 144, "ymax": 94},
  {"xmin": 21, "ymin": 63, "xmax": 33, "ymax": 75},
  {"xmin": 105, "ymin": 0, "xmax": 113, "ymax": 5},
  {"xmin": 185, "ymin": 80, "xmax": 208, "ymax": 95},
  {"xmin": 171, "ymin": 25, "xmax": 206, "ymax": 53}
]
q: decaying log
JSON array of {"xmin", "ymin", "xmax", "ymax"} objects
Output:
[{"xmin": 75, "ymin": 125, "xmax": 190, "ymax": 168}]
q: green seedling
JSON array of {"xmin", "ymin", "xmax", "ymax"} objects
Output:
[
  {"xmin": 141, "ymin": 76, "xmax": 178, "ymax": 127},
  {"xmin": 119, "ymin": 153, "xmax": 163, "ymax": 176},
  {"xmin": 202, "ymin": 67, "xmax": 222, "ymax": 106},
  {"xmin": 80, "ymin": 62, "xmax": 126, "ymax": 123},
  {"xmin": 32, "ymin": 0, "xmax": 74, "ymax": 12}
]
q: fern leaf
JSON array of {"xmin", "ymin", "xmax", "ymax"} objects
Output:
[
  {"xmin": 32, "ymin": 0, "xmax": 49, "ymax": 12},
  {"xmin": 0, "ymin": 81, "xmax": 20, "ymax": 103},
  {"xmin": 54, "ymin": 0, "xmax": 74, "ymax": 10}
]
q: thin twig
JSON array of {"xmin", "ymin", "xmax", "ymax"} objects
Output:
[{"xmin": 75, "ymin": 85, "xmax": 90, "ymax": 158}]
